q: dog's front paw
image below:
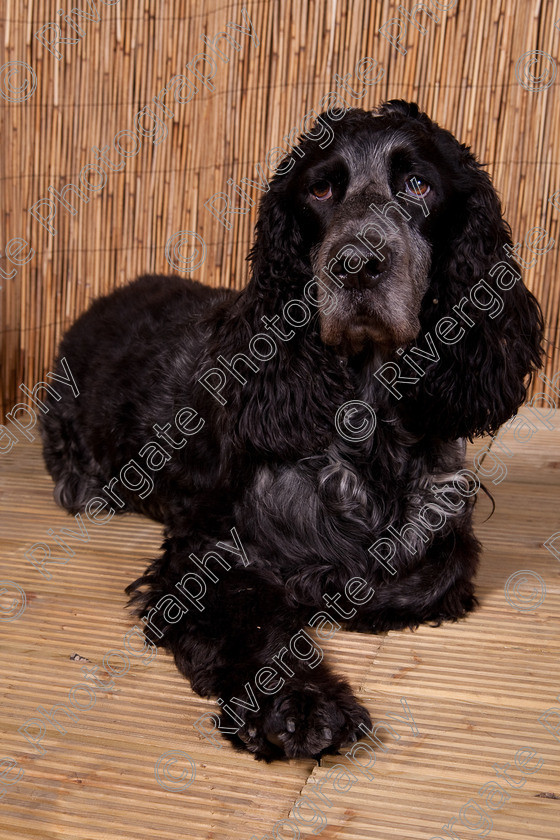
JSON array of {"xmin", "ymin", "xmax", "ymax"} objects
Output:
[
  {"xmin": 223, "ymin": 676, "xmax": 371, "ymax": 761},
  {"xmin": 427, "ymin": 579, "xmax": 479, "ymax": 626}
]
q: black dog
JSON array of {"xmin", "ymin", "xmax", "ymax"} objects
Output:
[{"xmin": 40, "ymin": 101, "xmax": 543, "ymax": 760}]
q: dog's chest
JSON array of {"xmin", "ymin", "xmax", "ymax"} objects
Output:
[{"xmin": 237, "ymin": 436, "xmax": 467, "ymax": 569}]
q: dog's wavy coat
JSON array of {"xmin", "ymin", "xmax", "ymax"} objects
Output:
[{"xmin": 41, "ymin": 101, "xmax": 544, "ymax": 760}]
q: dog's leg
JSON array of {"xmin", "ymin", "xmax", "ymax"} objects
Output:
[
  {"xmin": 349, "ymin": 525, "xmax": 480, "ymax": 633},
  {"xmin": 126, "ymin": 536, "xmax": 371, "ymax": 761},
  {"xmin": 40, "ymin": 404, "xmax": 111, "ymax": 513}
]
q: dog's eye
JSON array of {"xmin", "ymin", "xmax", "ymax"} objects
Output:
[
  {"xmin": 310, "ymin": 180, "xmax": 332, "ymax": 201},
  {"xmin": 404, "ymin": 176, "xmax": 430, "ymax": 197}
]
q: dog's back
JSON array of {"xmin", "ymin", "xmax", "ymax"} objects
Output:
[{"xmin": 40, "ymin": 274, "xmax": 232, "ymax": 517}]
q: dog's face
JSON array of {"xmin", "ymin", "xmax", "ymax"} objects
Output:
[
  {"xmin": 294, "ymin": 105, "xmax": 468, "ymax": 354},
  {"xmin": 302, "ymin": 120, "xmax": 442, "ymax": 354},
  {"xmin": 253, "ymin": 102, "xmax": 482, "ymax": 356},
  {"xmin": 249, "ymin": 100, "xmax": 543, "ymax": 439}
]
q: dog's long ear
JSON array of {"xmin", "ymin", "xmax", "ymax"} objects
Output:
[
  {"xmin": 402, "ymin": 146, "xmax": 544, "ymax": 441},
  {"xmin": 247, "ymin": 158, "xmax": 309, "ymax": 302}
]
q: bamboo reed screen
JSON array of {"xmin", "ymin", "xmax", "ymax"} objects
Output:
[{"xmin": 1, "ymin": 0, "xmax": 559, "ymax": 419}]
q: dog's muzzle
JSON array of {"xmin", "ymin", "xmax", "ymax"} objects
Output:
[
  {"xmin": 328, "ymin": 242, "xmax": 392, "ymax": 290},
  {"xmin": 311, "ymin": 211, "xmax": 431, "ymax": 355}
]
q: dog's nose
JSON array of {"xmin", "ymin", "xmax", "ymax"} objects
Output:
[{"xmin": 330, "ymin": 245, "xmax": 390, "ymax": 289}]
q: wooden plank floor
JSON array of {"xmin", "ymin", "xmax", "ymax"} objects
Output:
[{"xmin": 1, "ymin": 409, "xmax": 559, "ymax": 839}]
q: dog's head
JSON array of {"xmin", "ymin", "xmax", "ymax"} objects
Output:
[
  {"xmin": 283, "ymin": 101, "xmax": 440, "ymax": 354},
  {"xmin": 248, "ymin": 101, "xmax": 544, "ymax": 438}
]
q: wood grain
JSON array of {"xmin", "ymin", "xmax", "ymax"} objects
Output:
[
  {"xmin": 1, "ymin": 0, "xmax": 559, "ymax": 417},
  {"xmin": 0, "ymin": 408, "xmax": 558, "ymax": 838}
]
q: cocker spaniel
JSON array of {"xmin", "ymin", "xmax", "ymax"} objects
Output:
[{"xmin": 40, "ymin": 101, "xmax": 544, "ymax": 761}]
